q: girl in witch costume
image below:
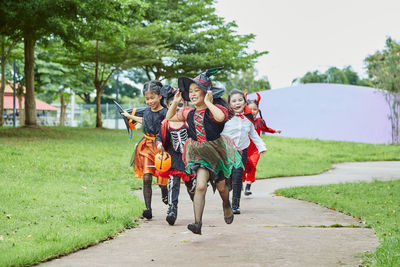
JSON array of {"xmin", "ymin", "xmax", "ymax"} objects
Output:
[
  {"xmin": 222, "ymin": 89, "xmax": 267, "ymax": 214},
  {"xmin": 166, "ymin": 67, "xmax": 242, "ymax": 235},
  {"xmin": 155, "ymin": 85, "xmax": 194, "ymax": 226},
  {"xmin": 243, "ymin": 93, "xmax": 281, "ymax": 196},
  {"xmin": 121, "ymin": 80, "xmax": 169, "ymax": 220}
]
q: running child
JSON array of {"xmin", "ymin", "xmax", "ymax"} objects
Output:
[
  {"xmin": 222, "ymin": 89, "xmax": 267, "ymax": 214},
  {"xmin": 166, "ymin": 68, "xmax": 242, "ymax": 235},
  {"xmin": 122, "ymin": 80, "xmax": 169, "ymax": 220},
  {"xmin": 155, "ymin": 85, "xmax": 194, "ymax": 226},
  {"xmin": 243, "ymin": 93, "xmax": 281, "ymax": 195}
]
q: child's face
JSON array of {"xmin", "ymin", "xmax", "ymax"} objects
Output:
[
  {"xmin": 168, "ymin": 99, "xmax": 185, "ymax": 111},
  {"xmin": 189, "ymin": 83, "xmax": 205, "ymax": 106},
  {"xmin": 229, "ymin": 93, "xmax": 246, "ymax": 114},
  {"xmin": 144, "ymin": 91, "xmax": 162, "ymax": 109},
  {"xmin": 248, "ymin": 102, "xmax": 259, "ymax": 118}
]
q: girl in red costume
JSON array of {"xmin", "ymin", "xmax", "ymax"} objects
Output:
[{"xmin": 243, "ymin": 93, "xmax": 281, "ymax": 196}]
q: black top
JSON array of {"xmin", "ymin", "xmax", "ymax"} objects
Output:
[
  {"xmin": 156, "ymin": 121, "xmax": 188, "ymax": 172},
  {"xmin": 134, "ymin": 107, "xmax": 167, "ymax": 135},
  {"xmin": 186, "ymin": 109, "xmax": 226, "ymax": 141}
]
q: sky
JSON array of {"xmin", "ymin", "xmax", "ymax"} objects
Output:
[{"xmin": 215, "ymin": 0, "xmax": 400, "ymax": 89}]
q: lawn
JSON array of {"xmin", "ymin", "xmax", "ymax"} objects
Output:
[
  {"xmin": 0, "ymin": 127, "xmax": 399, "ymax": 266},
  {"xmin": 0, "ymin": 127, "xmax": 144, "ymax": 266},
  {"xmin": 256, "ymin": 135, "xmax": 400, "ymax": 178},
  {"xmin": 276, "ymin": 180, "xmax": 400, "ymax": 266}
]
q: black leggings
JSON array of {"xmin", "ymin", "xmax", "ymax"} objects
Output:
[
  {"xmin": 231, "ymin": 148, "xmax": 248, "ymax": 201},
  {"xmin": 168, "ymin": 175, "xmax": 194, "ymax": 206}
]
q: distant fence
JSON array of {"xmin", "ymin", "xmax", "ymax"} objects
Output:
[{"xmin": 3, "ymin": 103, "xmax": 145, "ymax": 129}]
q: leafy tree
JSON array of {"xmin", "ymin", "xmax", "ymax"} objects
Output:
[
  {"xmin": 0, "ymin": 0, "xmax": 145, "ymax": 127},
  {"xmin": 102, "ymin": 72, "xmax": 142, "ymax": 104},
  {"xmin": 293, "ymin": 66, "xmax": 370, "ymax": 86},
  {"xmin": 140, "ymin": 0, "xmax": 267, "ymax": 81},
  {"xmin": 224, "ymin": 67, "xmax": 270, "ymax": 94},
  {"xmin": 0, "ymin": 36, "xmax": 19, "ymax": 126},
  {"xmin": 34, "ymin": 42, "xmax": 89, "ymax": 126},
  {"xmin": 66, "ymin": 9, "xmax": 161, "ymax": 127},
  {"xmin": 364, "ymin": 37, "xmax": 400, "ymax": 144}
]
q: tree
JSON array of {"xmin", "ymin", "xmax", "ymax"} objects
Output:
[
  {"xmin": 364, "ymin": 37, "xmax": 400, "ymax": 144},
  {"xmin": 140, "ymin": 0, "xmax": 267, "ymax": 81},
  {"xmin": 293, "ymin": 66, "xmax": 371, "ymax": 86},
  {"xmin": 102, "ymin": 71, "xmax": 142, "ymax": 104},
  {"xmin": 0, "ymin": 0, "xmax": 145, "ymax": 127},
  {"xmin": 34, "ymin": 42, "xmax": 78, "ymax": 126},
  {"xmin": 0, "ymin": 36, "xmax": 19, "ymax": 126},
  {"xmin": 67, "ymin": 22, "xmax": 161, "ymax": 127},
  {"xmin": 224, "ymin": 67, "xmax": 270, "ymax": 94}
]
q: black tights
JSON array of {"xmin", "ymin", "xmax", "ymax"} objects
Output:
[
  {"xmin": 143, "ymin": 173, "xmax": 168, "ymax": 210},
  {"xmin": 143, "ymin": 174, "xmax": 152, "ymax": 210}
]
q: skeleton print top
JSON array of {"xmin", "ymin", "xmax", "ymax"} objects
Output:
[{"xmin": 155, "ymin": 120, "xmax": 189, "ymax": 173}]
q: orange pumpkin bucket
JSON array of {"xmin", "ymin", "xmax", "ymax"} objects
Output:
[{"xmin": 154, "ymin": 149, "xmax": 172, "ymax": 172}]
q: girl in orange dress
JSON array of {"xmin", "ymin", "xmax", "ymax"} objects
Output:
[{"xmin": 122, "ymin": 80, "xmax": 169, "ymax": 220}]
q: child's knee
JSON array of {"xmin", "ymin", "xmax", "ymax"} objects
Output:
[{"xmin": 196, "ymin": 182, "xmax": 207, "ymax": 193}]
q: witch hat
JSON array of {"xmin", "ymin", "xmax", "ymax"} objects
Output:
[{"xmin": 178, "ymin": 67, "xmax": 225, "ymax": 101}]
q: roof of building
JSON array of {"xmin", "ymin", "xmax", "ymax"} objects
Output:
[{"xmin": 2, "ymin": 80, "xmax": 58, "ymax": 111}]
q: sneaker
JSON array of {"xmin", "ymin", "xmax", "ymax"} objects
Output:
[{"xmin": 232, "ymin": 207, "xmax": 241, "ymax": 214}]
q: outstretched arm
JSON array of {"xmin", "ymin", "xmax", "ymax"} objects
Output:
[{"xmin": 122, "ymin": 111, "xmax": 143, "ymax": 124}]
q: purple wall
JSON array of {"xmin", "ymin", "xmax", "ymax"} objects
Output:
[{"xmin": 248, "ymin": 83, "xmax": 394, "ymax": 144}]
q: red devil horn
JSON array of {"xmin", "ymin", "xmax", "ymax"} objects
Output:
[
  {"xmin": 256, "ymin": 92, "xmax": 261, "ymax": 103},
  {"xmin": 244, "ymin": 92, "xmax": 248, "ymax": 99}
]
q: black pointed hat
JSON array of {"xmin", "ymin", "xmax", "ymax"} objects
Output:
[
  {"xmin": 178, "ymin": 67, "xmax": 225, "ymax": 101},
  {"xmin": 160, "ymin": 85, "xmax": 178, "ymax": 107}
]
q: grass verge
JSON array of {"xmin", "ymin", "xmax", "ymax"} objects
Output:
[
  {"xmin": 256, "ymin": 135, "xmax": 400, "ymax": 178},
  {"xmin": 276, "ymin": 180, "xmax": 400, "ymax": 266},
  {"xmin": 0, "ymin": 127, "xmax": 143, "ymax": 266}
]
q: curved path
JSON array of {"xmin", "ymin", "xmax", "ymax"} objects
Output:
[{"xmin": 42, "ymin": 161, "xmax": 400, "ymax": 267}]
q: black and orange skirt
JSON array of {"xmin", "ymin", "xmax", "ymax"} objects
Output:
[{"xmin": 133, "ymin": 134, "xmax": 169, "ymax": 186}]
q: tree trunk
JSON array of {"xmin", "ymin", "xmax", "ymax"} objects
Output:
[
  {"xmin": 0, "ymin": 57, "xmax": 5, "ymax": 127},
  {"xmin": 60, "ymin": 90, "xmax": 66, "ymax": 126},
  {"xmin": 95, "ymin": 87, "xmax": 102, "ymax": 128},
  {"xmin": 18, "ymin": 93, "xmax": 24, "ymax": 126},
  {"xmin": 24, "ymin": 38, "xmax": 37, "ymax": 126}
]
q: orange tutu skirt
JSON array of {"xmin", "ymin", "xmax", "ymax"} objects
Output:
[{"xmin": 134, "ymin": 135, "xmax": 169, "ymax": 186}]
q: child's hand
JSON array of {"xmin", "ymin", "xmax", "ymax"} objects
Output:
[
  {"xmin": 276, "ymin": 129, "xmax": 282, "ymax": 134},
  {"xmin": 204, "ymin": 90, "xmax": 213, "ymax": 105},
  {"xmin": 156, "ymin": 143, "xmax": 163, "ymax": 152},
  {"xmin": 173, "ymin": 91, "xmax": 182, "ymax": 104},
  {"xmin": 121, "ymin": 111, "xmax": 130, "ymax": 118}
]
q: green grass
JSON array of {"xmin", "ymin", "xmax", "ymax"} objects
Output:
[
  {"xmin": 0, "ymin": 128, "xmax": 399, "ymax": 266},
  {"xmin": 0, "ymin": 127, "xmax": 144, "ymax": 266},
  {"xmin": 256, "ymin": 135, "xmax": 400, "ymax": 178},
  {"xmin": 276, "ymin": 180, "xmax": 400, "ymax": 266}
]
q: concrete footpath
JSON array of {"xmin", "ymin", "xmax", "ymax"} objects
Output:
[{"xmin": 42, "ymin": 161, "xmax": 400, "ymax": 267}]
